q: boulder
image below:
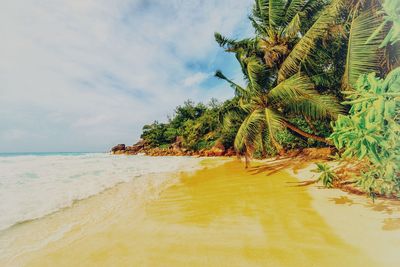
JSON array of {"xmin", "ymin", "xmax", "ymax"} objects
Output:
[
  {"xmin": 111, "ymin": 144, "xmax": 125, "ymax": 153},
  {"xmin": 126, "ymin": 139, "xmax": 147, "ymax": 154},
  {"xmin": 111, "ymin": 139, "xmax": 151, "ymax": 155},
  {"xmin": 113, "ymin": 150, "xmax": 126, "ymax": 155}
]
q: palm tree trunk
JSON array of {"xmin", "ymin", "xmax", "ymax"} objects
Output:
[
  {"xmin": 243, "ymin": 143, "xmax": 250, "ymax": 168},
  {"xmin": 245, "ymin": 152, "xmax": 250, "ymax": 168},
  {"xmin": 283, "ymin": 120, "xmax": 330, "ymax": 144},
  {"xmin": 260, "ymin": 128, "xmax": 267, "ymax": 159},
  {"xmin": 261, "ymin": 140, "xmax": 267, "ymax": 158}
]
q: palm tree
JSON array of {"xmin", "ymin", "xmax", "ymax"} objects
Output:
[
  {"xmin": 216, "ymin": 0, "xmax": 398, "ymax": 158},
  {"xmin": 215, "ymin": 0, "xmax": 345, "ymax": 156},
  {"xmin": 216, "ymin": 58, "xmax": 342, "ymax": 156}
]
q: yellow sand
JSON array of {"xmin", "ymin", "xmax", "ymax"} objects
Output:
[
  {"xmin": 3, "ymin": 160, "xmax": 396, "ymax": 266},
  {"xmin": 290, "ymin": 163, "xmax": 400, "ymax": 266}
]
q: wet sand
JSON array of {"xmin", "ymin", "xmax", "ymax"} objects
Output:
[{"xmin": 2, "ymin": 159, "xmax": 399, "ymax": 266}]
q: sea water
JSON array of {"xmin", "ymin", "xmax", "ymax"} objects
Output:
[{"xmin": 0, "ymin": 153, "xmax": 202, "ymax": 232}]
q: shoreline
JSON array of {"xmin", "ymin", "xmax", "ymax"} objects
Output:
[{"xmin": 2, "ymin": 157, "xmax": 399, "ymax": 266}]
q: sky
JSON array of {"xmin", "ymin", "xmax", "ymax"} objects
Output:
[{"xmin": 0, "ymin": 0, "xmax": 254, "ymax": 152}]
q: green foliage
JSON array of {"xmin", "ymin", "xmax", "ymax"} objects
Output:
[
  {"xmin": 367, "ymin": 0, "xmax": 400, "ymax": 48},
  {"xmin": 141, "ymin": 122, "xmax": 172, "ymax": 148},
  {"xmin": 139, "ymin": 0, "xmax": 398, "ymax": 169},
  {"xmin": 169, "ymin": 100, "xmax": 207, "ymax": 131},
  {"xmin": 312, "ymin": 163, "xmax": 337, "ymax": 188},
  {"xmin": 215, "ymin": 0, "xmax": 345, "ymax": 156},
  {"xmin": 140, "ymin": 99, "xmax": 242, "ymax": 152},
  {"xmin": 343, "ymin": 8, "xmax": 385, "ymax": 89},
  {"xmin": 365, "ymin": 0, "xmax": 400, "ymax": 73},
  {"xmin": 278, "ymin": 0, "xmax": 344, "ymax": 82},
  {"xmin": 330, "ymin": 69, "xmax": 400, "ymax": 196},
  {"xmin": 303, "ymin": 36, "xmax": 347, "ymax": 98}
]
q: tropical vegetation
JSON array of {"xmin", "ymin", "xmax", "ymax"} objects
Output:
[
  {"xmin": 140, "ymin": 99, "xmax": 241, "ymax": 151},
  {"xmin": 324, "ymin": 0, "xmax": 400, "ymax": 197},
  {"xmin": 330, "ymin": 70, "xmax": 400, "ymax": 197},
  {"xmin": 137, "ymin": 0, "xmax": 399, "ymax": 197}
]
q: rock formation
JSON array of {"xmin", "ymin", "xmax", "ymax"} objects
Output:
[
  {"xmin": 111, "ymin": 144, "xmax": 126, "ymax": 154},
  {"xmin": 110, "ymin": 139, "xmax": 333, "ymax": 159}
]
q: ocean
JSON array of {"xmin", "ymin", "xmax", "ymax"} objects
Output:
[{"xmin": 0, "ymin": 153, "xmax": 202, "ymax": 232}]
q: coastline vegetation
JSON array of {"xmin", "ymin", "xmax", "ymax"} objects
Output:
[
  {"xmin": 125, "ymin": 0, "xmax": 399, "ymax": 198},
  {"xmin": 141, "ymin": 99, "xmax": 240, "ymax": 152}
]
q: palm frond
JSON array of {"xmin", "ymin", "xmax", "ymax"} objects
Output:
[
  {"xmin": 253, "ymin": 0, "xmax": 270, "ymax": 27},
  {"xmin": 218, "ymin": 98, "xmax": 244, "ymax": 124},
  {"xmin": 214, "ymin": 32, "xmax": 256, "ymax": 53},
  {"xmin": 246, "ymin": 57, "xmax": 266, "ymax": 93},
  {"xmin": 221, "ymin": 109, "xmax": 243, "ymax": 131},
  {"xmin": 286, "ymin": 94, "xmax": 344, "ymax": 119},
  {"xmin": 214, "ymin": 32, "xmax": 236, "ymax": 48},
  {"xmin": 268, "ymin": 73, "xmax": 314, "ymax": 102},
  {"xmin": 249, "ymin": 15, "xmax": 267, "ymax": 35},
  {"xmin": 264, "ymin": 107, "xmax": 284, "ymax": 151},
  {"xmin": 343, "ymin": 10, "xmax": 385, "ymax": 89},
  {"xmin": 234, "ymin": 109, "xmax": 264, "ymax": 151},
  {"xmin": 268, "ymin": 0, "xmax": 286, "ymax": 28},
  {"xmin": 238, "ymin": 97, "xmax": 255, "ymax": 113},
  {"xmin": 215, "ymin": 70, "xmax": 249, "ymax": 98},
  {"xmin": 278, "ymin": 0, "xmax": 343, "ymax": 82},
  {"xmin": 267, "ymin": 73, "xmax": 343, "ymax": 119},
  {"xmin": 284, "ymin": 0, "xmax": 306, "ymax": 24},
  {"xmin": 235, "ymin": 49, "xmax": 250, "ymax": 76},
  {"xmin": 299, "ymin": 0, "xmax": 326, "ymax": 18},
  {"xmin": 252, "ymin": 0, "xmax": 286, "ymax": 28},
  {"xmin": 284, "ymin": 13, "xmax": 301, "ymax": 38}
]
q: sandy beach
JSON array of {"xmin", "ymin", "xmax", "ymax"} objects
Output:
[
  {"xmin": 1, "ymin": 158, "xmax": 400, "ymax": 267},
  {"xmin": 3, "ymin": 0, "xmax": 399, "ymax": 265}
]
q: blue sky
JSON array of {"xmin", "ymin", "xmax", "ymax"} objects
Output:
[{"xmin": 0, "ymin": 0, "xmax": 253, "ymax": 152}]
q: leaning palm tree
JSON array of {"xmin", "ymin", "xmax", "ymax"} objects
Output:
[
  {"xmin": 216, "ymin": 0, "xmax": 397, "ymax": 158},
  {"xmin": 216, "ymin": 57, "xmax": 343, "ymax": 156},
  {"xmin": 215, "ymin": 0, "xmax": 345, "ymax": 156}
]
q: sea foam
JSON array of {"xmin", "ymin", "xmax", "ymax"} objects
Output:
[{"xmin": 0, "ymin": 153, "xmax": 202, "ymax": 232}]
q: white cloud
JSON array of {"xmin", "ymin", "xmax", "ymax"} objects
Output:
[
  {"xmin": 182, "ymin": 72, "xmax": 211, "ymax": 87},
  {"xmin": 0, "ymin": 0, "xmax": 253, "ymax": 152}
]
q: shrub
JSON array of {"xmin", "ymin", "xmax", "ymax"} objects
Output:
[
  {"xmin": 312, "ymin": 163, "xmax": 337, "ymax": 188},
  {"xmin": 330, "ymin": 69, "xmax": 400, "ymax": 197}
]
